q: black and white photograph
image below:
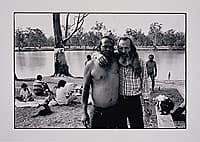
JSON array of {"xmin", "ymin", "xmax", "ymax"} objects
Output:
[
  {"xmin": 14, "ymin": 12, "xmax": 186, "ymax": 129},
  {"xmin": 1, "ymin": 0, "xmax": 200, "ymax": 141}
]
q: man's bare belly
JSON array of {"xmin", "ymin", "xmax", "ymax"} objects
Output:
[
  {"xmin": 91, "ymin": 60, "xmax": 119, "ymax": 108},
  {"xmin": 92, "ymin": 82, "xmax": 119, "ymax": 108}
]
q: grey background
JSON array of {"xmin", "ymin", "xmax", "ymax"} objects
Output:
[{"xmin": 0, "ymin": 0, "xmax": 199, "ymax": 141}]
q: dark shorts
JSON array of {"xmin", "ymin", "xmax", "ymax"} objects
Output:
[
  {"xmin": 147, "ymin": 73, "xmax": 155, "ymax": 79},
  {"xmin": 90, "ymin": 105, "xmax": 120, "ymax": 128},
  {"xmin": 33, "ymin": 90, "xmax": 48, "ymax": 96}
]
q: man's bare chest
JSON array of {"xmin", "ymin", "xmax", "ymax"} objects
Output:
[{"xmin": 91, "ymin": 62, "xmax": 119, "ymax": 81}]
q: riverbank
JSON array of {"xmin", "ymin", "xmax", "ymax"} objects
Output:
[
  {"xmin": 14, "ymin": 46, "xmax": 185, "ymax": 52},
  {"xmin": 14, "ymin": 76, "xmax": 185, "ymax": 128}
]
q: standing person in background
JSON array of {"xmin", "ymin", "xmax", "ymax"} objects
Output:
[
  {"xmin": 146, "ymin": 54, "xmax": 157, "ymax": 92},
  {"xmin": 168, "ymin": 72, "xmax": 171, "ymax": 80},
  {"xmin": 85, "ymin": 55, "xmax": 92, "ymax": 65}
]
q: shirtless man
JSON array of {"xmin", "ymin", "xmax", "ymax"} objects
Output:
[
  {"xmin": 81, "ymin": 36, "xmax": 119, "ymax": 128},
  {"xmin": 146, "ymin": 54, "xmax": 157, "ymax": 92}
]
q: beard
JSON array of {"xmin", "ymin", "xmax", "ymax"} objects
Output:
[
  {"xmin": 119, "ymin": 51, "xmax": 131, "ymax": 59},
  {"xmin": 118, "ymin": 51, "xmax": 132, "ymax": 66},
  {"xmin": 121, "ymin": 53, "xmax": 129, "ymax": 58},
  {"xmin": 100, "ymin": 50, "xmax": 113, "ymax": 60}
]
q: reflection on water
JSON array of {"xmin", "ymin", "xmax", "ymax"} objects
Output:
[
  {"xmin": 15, "ymin": 51, "xmax": 54, "ymax": 78},
  {"xmin": 15, "ymin": 50, "xmax": 185, "ymax": 80}
]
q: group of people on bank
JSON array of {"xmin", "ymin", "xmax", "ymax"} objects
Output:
[
  {"xmin": 81, "ymin": 36, "xmax": 157, "ymax": 128},
  {"xmin": 18, "ymin": 74, "xmax": 79, "ymax": 106}
]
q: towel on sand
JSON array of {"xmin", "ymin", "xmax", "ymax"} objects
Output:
[{"xmin": 15, "ymin": 99, "xmax": 44, "ymax": 108}]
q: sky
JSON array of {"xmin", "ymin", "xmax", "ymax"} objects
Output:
[{"xmin": 15, "ymin": 13, "xmax": 185, "ymax": 37}]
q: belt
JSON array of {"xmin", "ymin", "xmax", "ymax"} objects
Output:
[{"xmin": 93, "ymin": 105, "xmax": 118, "ymax": 112}]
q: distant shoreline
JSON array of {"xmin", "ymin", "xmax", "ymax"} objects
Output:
[{"xmin": 14, "ymin": 46, "xmax": 185, "ymax": 52}]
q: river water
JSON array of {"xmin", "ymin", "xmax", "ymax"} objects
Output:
[{"xmin": 15, "ymin": 50, "xmax": 185, "ymax": 80}]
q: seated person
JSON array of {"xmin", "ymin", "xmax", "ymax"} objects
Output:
[
  {"xmin": 33, "ymin": 75, "xmax": 50, "ymax": 96},
  {"xmin": 33, "ymin": 91, "xmax": 55, "ymax": 118},
  {"xmin": 18, "ymin": 83, "xmax": 34, "ymax": 102},
  {"xmin": 53, "ymin": 80, "xmax": 78, "ymax": 105}
]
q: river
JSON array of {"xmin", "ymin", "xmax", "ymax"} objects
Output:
[{"xmin": 15, "ymin": 50, "xmax": 185, "ymax": 80}]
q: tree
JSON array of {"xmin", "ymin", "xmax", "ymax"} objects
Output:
[
  {"xmin": 70, "ymin": 28, "xmax": 84, "ymax": 48},
  {"xmin": 143, "ymin": 35, "xmax": 153, "ymax": 46},
  {"xmin": 174, "ymin": 32, "xmax": 185, "ymax": 48},
  {"xmin": 15, "ymin": 28, "xmax": 26, "ymax": 50},
  {"xmin": 148, "ymin": 22, "xmax": 162, "ymax": 48},
  {"xmin": 163, "ymin": 29, "xmax": 176, "ymax": 47},
  {"xmin": 90, "ymin": 21, "xmax": 116, "ymax": 49},
  {"xmin": 15, "ymin": 27, "xmax": 48, "ymax": 49},
  {"xmin": 105, "ymin": 29, "xmax": 119, "ymax": 46},
  {"xmin": 79, "ymin": 31, "xmax": 99, "ymax": 49},
  {"xmin": 63, "ymin": 13, "xmax": 88, "ymax": 46},
  {"xmin": 52, "ymin": 13, "xmax": 88, "ymax": 77},
  {"xmin": 26, "ymin": 27, "xmax": 47, "ymax": 48},
  {"xmin": 125, "ymin": 28, "xmax": 146, "ymax": 46},
  {"xmin": 46, "ymin": 36, "xmax": 55, "ymax": 47}
]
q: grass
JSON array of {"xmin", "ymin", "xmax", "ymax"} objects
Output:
[{"xmin": 14, "ymin": 76, "xmax": 185, "ymax": 128}]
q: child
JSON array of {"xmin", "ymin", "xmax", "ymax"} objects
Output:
[{"xmin": 18, "ymin": 83, "xmax": 34, "ymax": 102}]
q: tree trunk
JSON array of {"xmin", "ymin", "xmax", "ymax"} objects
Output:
[{"xmin": 53, "ymin": 13, "xmax": 72, "ymax": 77}]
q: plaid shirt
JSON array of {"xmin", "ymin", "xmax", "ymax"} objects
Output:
[{"xmin": 119, "ymin": 59, "xmax": 148, "ymax": 96}]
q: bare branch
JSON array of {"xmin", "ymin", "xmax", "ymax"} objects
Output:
[
  {"xmin": 63, "ymin": 13, "xmax": 88, "ymax": 44},
  {"xmin": 65, "ymin": 13, "xmax": 70, "ymax": 38}
]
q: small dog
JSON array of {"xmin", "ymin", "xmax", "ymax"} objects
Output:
[{"xmin": 154, "ymin": 95, "xmax": 174, "ymax": 115}]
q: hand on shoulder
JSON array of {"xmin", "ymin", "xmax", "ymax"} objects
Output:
[{"xmin": 92, "ymin": 52, "xmax": 109, "ymax": 67}]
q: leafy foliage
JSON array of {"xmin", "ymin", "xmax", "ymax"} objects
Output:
[
  {"xmin": 15, "ymin": 21, "xmax": 185, "ymax": 50},
  {"xmin": 15, "ymin": 27, "xmax": 54, "ymax": 50}
]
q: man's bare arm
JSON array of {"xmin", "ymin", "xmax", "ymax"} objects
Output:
[
  {"xmin": 81, "ymin": 61, "xmax": 93, "ymax": 127},
  {"xmin": 154, "ymin": 61, "xmax": 157, "ymax": 77},
  {"xmin": 82, "ymin": 61, "xmax": 92, "ymax": 113}
]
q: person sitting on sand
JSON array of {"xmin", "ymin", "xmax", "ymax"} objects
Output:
[
  {"xmin": 32, "ymin": 91, "xmax": 56, "ymax": 118},
  {"xmin": 53, "ymin": 80, "xmax": 78, "ymax": 105},
  {"xmin": 33, "ymin": 74, "xmax": 50, "ymax": 96},
  {"xmin": 18, "ymin": 83, "xmax": 34, "ymax": 102}
]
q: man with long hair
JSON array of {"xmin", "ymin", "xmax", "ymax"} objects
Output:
[{"xmin": 117, "ymin": 37, "xmax": 146, "ymax": 128}]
